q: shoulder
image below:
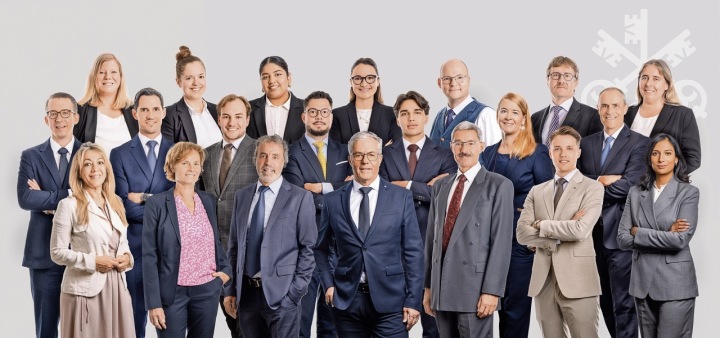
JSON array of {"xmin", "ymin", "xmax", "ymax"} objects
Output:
[
  {"xmin": 22, "ymin": 142, "xmax": 45, "ymax": 157},
  {"xmin": 573, "ymin": 99, "xmax": 598, "ymax": 113},
  {"xmin": 58, "ymin": 195, "xmax": 78, "ymax": 208},
  {"xmin": 627, "ymin": 129, "xmax": 650, "ymax": 145},
  {"xmin": 677, "ymin": 182, "xmax": 699, "ymax": 197},
  {"xmin": 332, "ymin": 103, "xmax": 352, "ymax": 115},
  {"xmin": 578, "ymin": 174, "xmax": 603, "ymax": 190},
  {"xmin": 580, "ymin": 131, "xmax": 602, "ymax": 148},
  {"xmin": 483, "ymin": 169, "xmax": 512, "ymax": 186},
  {"xmin": 375, "ymin": 103, "xmax": 394, "ymax": 113},
  {"xmin": 531, "ymin": 107, "xmax": 547, "ymax": 119},
  {"xmin": 164, "ymin": 99, "xmax": 183, "ymax": 115}
]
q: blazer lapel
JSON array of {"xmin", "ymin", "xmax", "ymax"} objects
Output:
[
  {"xmin": 554, "ymin": 174, "xmax": 582, "ymax": 218},
  {"xmin": 590, "ymin": 134, "xmax": 603, "ymax": 174},
  {"xmin": 446, "ymin": 170, "xmax": 484, "ymax": 251},
  {"xmin": 177, "ymin": 100, "xmax": 197, "ymax": 143},
  {"xmin": 436, "ymin": 173, "xmax": 455, "ymax": 225},
  {"xmin": 543, "ymin": 179, "xmax": 556, "ymax": 219},
  {"xmin": 39, "ymin": 139, "xmax": 63, "ymax": 188},
  {"xmin": 252, "ymin": 98, "xmax": 269, "ymax": 137},
  {"xmin": 326, "ymin": 139, "xmax": 341, "ymax": 180},
  {"xmin": 368, "ymin": 102, "xmax": 384, "ymax": 134},
  {"xmin": 600, "ymin": 127, "xmax": 630, "ymax": 173},
  {"xmin": 130, "ymin": 136, "xmax": 153, "ymax": 182},
  {"xmin": 165, "ymin": 189, "xmax": 181, "ymax": 243},
  {"xmin": 653, "ymin": 178, "xmax": 678, "ymax": 221},
  {"xmin": 415, "ymin": 140, "xmax": 437, "ymax": 180},
  {"xmin": 347, "ymin": 103, "xmax": 361, "ymax": 135},
  {"xmin": 205, "ymin": 143, "xmax": 222, "ymax": 195},
  {"xmin": 389, "ymin": 142, "xmax": 411, "ymax": 180},
  {"xmin": 364, "ymin": 180, "xmax": 389, "ymax": 241},
  {"xmin": 151, "ymin": 138, "xmax": 172, "ymax": 190},
  {"xmin": 300, "ymin": 138, "xmax": 325, "ymax": 181},
  {"xmin": 650, "ymin": 104, "xmax": 672, "ymax": 135},
  {"xmin": 562, "ymin": 99, "xmax": 581, "ymax": 127},
  {"xmin": 341, "ymin": 184, "xmax": 364, "ymax": 242},
  {"xmin": 639, "ymin": 189, "xmax": 657, "ymax": 230},
  {"xmin": 283, "ymin": 94, "xmax": 303, "ymax": 141},
  {"xmin": 222, "ymin": 137, "xmax": 254, "ymax": 193},
  {"xmin": 265, "ymin": 180, "xmax": 291, "ymax": 233}
]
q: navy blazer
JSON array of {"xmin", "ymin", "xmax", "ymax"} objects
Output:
[
  {"xmin": 625, "ymin": 104, "xmax": 701, "ymax": 173},
  {"xmin": 315, "ymin": 179, "xmax": 424, "ymax": 313},
  {"xmin": 17, "ymin": 138, "xmax": 82, "ymax": 269},
  {"xmin": 282, "ymin": 137, "xmax": 352, "ymax": 221},
  {"xmin": 379, "ymin": 137, "xmax": 456, "ymax": 239},
  {"xmin": 247, "ymin": 93, "xmax": 305, "ymax": 144},
  {"xmin": 531, "ymin": 98, "xmax": 603, "ymax": 145},
  {"xmin": 579, "ymin": 126, "xmax": 649, "ymax": 249},
  {"xmin": 142, "ymin": 189, "xmax": 230, "ymax": 309},
  {"xmin": 330, "ymin": 101, "xmax": 401, "ymax": 146},
  {"xmin": 162, "ymin": 98, "xmax": 218, "ymax": 144},
  {"xmin": 74, "ymin": 104, "xmax": 138, "ymax": 143}
]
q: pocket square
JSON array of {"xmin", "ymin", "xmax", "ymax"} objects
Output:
[{"xmin": 335, "ymin": 160, "xmax": 348, "ymax": 165}]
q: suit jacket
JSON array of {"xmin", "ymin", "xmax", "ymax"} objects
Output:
[
  {"xmin": 625, "ymin": 104, "xmax": 701, "ymax": 173},
  {"xmin": 247, "ymin": 93, "xmax": 305, "ymax": 144},
  {"xmin": 74, "ymin": 104, "xmax": 138, "ymax": 143},
  {"xmin": 315, "ymin": 179, "xmax": 424, "ymax": 313},
  {"xmin": 142, "ymin": 189, "xmax": 231, "ymax": 309},
  {"xmin": 578, "ymin": 126, "xmax": 649, "ymax": 249},
  {"xmin": 617, "ymin": 178, "xmax": 699, "ymax": 301},
  {"xmin": 424, "ymin": 168, "xmax": 514, "ymax": 312},
  {"xmin": 282, "ymin": 136, "xmax": 352, "ymax": 223},
  {"xmin": 517, "ymin": 172, "xmax": 604, "ymax": 298},
  {"xmin": 200, "ymin": 137, "xmax": 259, "ymax": 251},
  {"xmin": 50, "ymin": 194, "xmax": 133, "ymax": 297},
  {"xmin": 531, "ymin": 98, "xmax": 603, "ymax": 145},
  {"xmin": 330, "ymin": 101, "xmax": 401, "ymax": 146},
  {"xmin": 17, "ymin": 138, "xmax": 82, "ymax": 269},
  {"xmin": 225, "ymin": 179, "xmax": 317, "ymax": 310},
  {"xmin": 429, "ymin": 98, "xmax": 496, "ymax": 148},
  {"xmin": 379, "ymin": 137, "xmax": 457, "ymax": 239},
  {"xmin": 162, "ymin": 98, "xmax": 219, "ymax": 144}
]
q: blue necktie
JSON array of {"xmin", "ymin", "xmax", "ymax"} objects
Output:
[
  {"xmin": 600, "ymin": 136, "xmax": 615, "ymax": 167},
  {"xmin": 444, "ymin": 109, "xmax": 456, "ymax": 129},
  {"xmin": 58, "ymin": 148, "xmax": 69, "ymax": 185},
  {"xmin": 245, "ymin": 185, "xmax": 270, "ymax": 277},
  {"xmin": 146, "ymin": 140, "xmax": 158, "ymax": 174},
  {"xmin": 546, "ymin": 106, "xmax": 562, "ymax": 147},
  {"xmin": 358, "ymin": 187, "xmax": 372, "ymax": 239}
]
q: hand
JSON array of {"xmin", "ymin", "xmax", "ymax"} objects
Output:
[
  {"xmin": 27, "ymin": 179, "xmax": 41, "ymax": 190},
  {"xmin": 572, "ymin": 210, "xmax": 586, "ymax": 221},
  {"xmin": 527, "ymin": 246, "xmax": 536, "ymax": 252},
  {"xmin": 630, "ymin": 226, "xmax": 638, "ymax": 236},
  {"xmin": 670, "ymin": 219, "xmax": 690, "ymax": 233},
  {"xmin": 344, "ymin": 175, "xmax": 353, "ymax": 182},
  {"xmin": 149, "ymin": 308, "xmax": 166, "ymax": 330},
  {"xmin": 391, "ymin": 180, "xmax": 410, "ymax": 188},
  {"xmin": 428, "ymin": 173, "xmax": 449, "ymax": 186},
  {"xmin": 325, "ymin": 287, "xmax": 335, "ymax": 307},
  {"xmin": 95, "ymin": 255, "xmax": 118, "ymax": 273},
  {"xmin": 598, "ymin": 175, "xmax": 622, "ymax": 186},
  {"xmin": 127, "ymin": 192, "xmax": 144, "ymax": 204},
  {"xmin": 303, "ymin": 183, "xmax": 323, "ymax": 194},
  {"xmin": 212, "ymin": 271, "xmax": 230, "ymax": 285},
  {"xmin": 423, "ymin": 288, "xmax": 435, "ymax": 317},
  {"xmin": 403, "ymin": 307, "xmax": 420, "ymax": 331},
  {"xmin": 114, "ymin": 253, "xmax": 131, "ymax": 272},
  {"xmin": 384, "ymin": 139, "xmax": 394, "ymax": 146},
  {"xmin": 476, "ymin": 294, "xmax": 498, "ymax": 318},
  {"xmin": 223, "ymin": 296, "xmax": 237, "ymax": 319}
]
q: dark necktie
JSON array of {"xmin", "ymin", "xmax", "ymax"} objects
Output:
[
  {"xmin": 358, "ymin": 187, "xmax": 372, "ymax": 239},
  {"xmin": 545, "ymin": 106, "xmax": 562, "ymax": 147},
  {"xmin": 146, "ymin": 140, "xmax": 158, "ymax": 174},
  {"xmin": 554, "ymin": 177, "xmax": 567, "ymax": 210},
  {"xmin": 444, "ymin": 109, "xmax": 456, "ymax": 129},
  {"xmin": 245, "ymin": 185, "xmax": 270, "ymax": 277},
  {"xmin": 442, "ymin": 174, "xmax": 467, "ymax": 254},
  {"xmin": 407, "ymin": 144, "xmax": 419, "ymax": 179},
  {"xmin": 219, "ymin": 143, "xmax": 234, "ymax": 189},
  {"xmin": 58, "ymin": 148, "xmax": 69, "ymax": 185},
  {"xmin": 600, "ymin": 136, "xmax": 615, "ymax": 167}
]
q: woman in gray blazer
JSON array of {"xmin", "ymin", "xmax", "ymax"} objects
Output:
[{"xmin": 617, "ymin": 133, "xmax": 699, "ymax": 338}]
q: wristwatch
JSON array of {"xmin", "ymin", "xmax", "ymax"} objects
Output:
[{"xmin": 141, "ymin": 193, "xmax": 152, "ymax": 203}]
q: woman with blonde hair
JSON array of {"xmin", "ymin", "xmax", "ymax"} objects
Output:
[
  {"xmin": 50, "ymin": 142, "xmax": 135, "ymax": 337},
  {"xmin": 75, "ymin": 54, "xmax": 138, "ymax": 153},
  {"xmin": 480, "ymin": 92, "xmax": 553, "ymax": 338}
]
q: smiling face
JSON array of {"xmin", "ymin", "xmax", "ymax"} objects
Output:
[
  {"xmin": 255, "ymin": 141, "xmax": 285, "ymax": 185},
  {"xmin": 95, "ymin": 59, "xmax": 121, "ymax": 97},
  {"xmin": 80, "ymin": 149, "xmax": 107, "ymax": 191},
  {"xmin": 302, "ymin": 98, "xmax": 332, "ymax": 137},
  {"xmin": 172, "ymin": 150, "xmax": 202, "ymax": 186},
  {"xmin": 350, "ymin": 137, "xmax": 382, "ymax": 186},
  {"xmin": 260, "ymin": 63, "xmax": 291, "ymax": 102},
  {"xmin": 396, "ymin": 99, "xmax": 428, "ymax": 141},
  {"xmin": 638, "ymin": 64, "xmax": 669, "ymax": 104},
  {"xmin": 547, "ymin": 64, "xmax": 578, "ymax": 104},
  {"xmin": 451, "ymin": 129, "xmax": 484, "ymax": 172},
  {"xmin": 218, "ymin": 99, "xmax": 250, "ymax": 142},
  {"xmin": 597, "ymin": 89, "xmax": 627, "ymax": 135},
  {"xmin": 45, "ymin": 97, "xmax": 79, "ymax": 144},
  {"xmin": 133, "ymin": 94, "xmax": 166, "ymax": 138},
  {"xmin": 550, "ymin": 134, "xmax": 581, "ymax": 177},
  {"xmin": 176, "ymin": 61, "xmax": 206, "ymax": 101},
  {"xmin": 497, "ymin": 98, "xmax": 525, "ymax": 137},
  {"xmin": 350, "ymin": 63, "xmax": 379, "ymax": 101},
  {"xmin": 438, "ymin": 59, "xmax": 470, "ymax": 108},
  {"xmin": 650, "ymin": 138, "xmax": 677, "ymax": 179}
]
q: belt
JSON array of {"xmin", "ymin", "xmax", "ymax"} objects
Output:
[
  {"xmin": 243, "ymin": 276, "xmax": 262, "ymax": 288},
  {"xmin": 357, "ymin": 282, "xmax": 370, "ymax": 294}
]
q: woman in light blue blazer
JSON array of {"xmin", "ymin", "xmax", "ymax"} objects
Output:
[{"xmin": 617, "ymin": 133, "xmax": 699, "ymax": 338}]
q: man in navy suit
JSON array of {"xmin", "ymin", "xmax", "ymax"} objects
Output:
[
  {"xmin": 283, "ymin": 91, "xmax": 351, "ymax": 338},
  {"xmin": 110, "ymin": 87, "xmax": 174, "ymax": 338},
  {"xmin": 17, "ymin": 92, "xmax": 81, "ymax": 338},
  {"xmin": 316, "ymin": 131, "xmax": 424, "ymax": 337},
  {"xmin": 380, "ymin": 91, "xmax": 456, "ymax": 338},
  {"xmin": 579, "ymin": 87, "xmax": 649, "ymax": 338}
]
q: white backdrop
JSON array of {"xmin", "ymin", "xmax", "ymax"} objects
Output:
[{"xmin": 2, "ymin": 1, "xmax": 717, "ymax": 337}]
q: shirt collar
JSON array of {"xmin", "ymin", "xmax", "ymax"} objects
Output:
[
  {"xmin": 448, "ymin": 95, "xmax": 474, "ymax": 112},
  {"xmin": 353, "ymin": 175, "xmax": 381, "ymax": 193},
  {"xmin": 222, "ymin": 135, "xmax": 245, "ymax": 149},
  {"xmin": 184, "ymin": 99, "xmax": 207, "ymax": 115},
  {"xmin": 304, "ymin": 134, "xmax": 329, "ymax": 147},
  {"xmin": 603, "ymin": 124, "xmax": 624, "ymax": 140},
  {"xmin": 257, "ymin": 176, "xmax": 284, "ymax": 195},
  {"xmin": 265, "ymin": 94, "xmax": 292, "ymax": 110},
  {"xmin": 457, "ymin": 161, "xmax": 482, "ymax": 183},
  {"xmin": 402, "ymin": 136, "xmax": 427, "ymax": 151},
  {"xmin": 49, "ymin": 137, "xmax": 75, "ymax": 154},
  {"xmin": 550, "ymin": 97, "xmax": 574, "ymax": 112},
  {"xmin": 555, "ymin": 168, "xmax": 579, "ymax": 182},
  {"xmin": 138, "ymin": 133, "xmax": 163, "ymax": 147}
]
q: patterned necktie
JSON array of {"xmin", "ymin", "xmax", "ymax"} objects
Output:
[
  {"xmin": 314, "ymin": 141, "xmax": 327, "ymax": 179},
  {"xmin": 600, "ymin": 136, "xmax": 615, "ymax": 167},
  {"xmin": 58, "ymin": 148, "xmax": 69, "ymax": 185},
  {"xmin": 554, "ymin": 177, "xmax": 567, "ymax": 210},
  {"xmin": 245, "ymin": 185, "xmax": 270, "ymax": 277},
  {"xmin": 444, "ymin": 109, "xmax": 456, "ymax": 129},
  {"xmin": 545, "ymin": 106, "xmax": 562, "ymax": 147},
  {"xmin": 407, "ymin": 144, "xmax": 419, "ymax": 179},
  {"xmin": 219, "ymin": 143, "xmax": 234, "ymax": 189},
  {"xmin": 358, "ymin": 187, "xmax": 372, "ymax": 239},
  {"xmin": 146, "ymin": 140, "xmax": 158, "ymax": 174},
  {"xmin": 442, "ymin": 174, "xmax": 467, "ymax": 254}
]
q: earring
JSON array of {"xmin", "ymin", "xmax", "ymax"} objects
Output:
[{"xmin": 520, "ymin": 124, "xmax": 526, "ymax": 131}]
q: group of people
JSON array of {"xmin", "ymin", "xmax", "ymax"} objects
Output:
[{"xmin": 17, "ymin": 45, "xmax": 701, "ymax": 338}]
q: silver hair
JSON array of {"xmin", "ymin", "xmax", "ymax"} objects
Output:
[
  {"xmin": 255, "ymin": 135, "xmax": 289, "ymax": 166},
  {"xmin": 348, "ymin": 131, "xmax": 382, "ymax": 154},
  {"xmin": 451, "ymin": 121, "xmax": 483, "ymax": 141}
]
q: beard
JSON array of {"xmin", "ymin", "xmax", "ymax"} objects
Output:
[{"xmin": 307, "ymin": 125, "xmax": 330, "ymax": 137}]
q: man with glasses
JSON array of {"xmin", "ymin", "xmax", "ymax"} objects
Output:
[
  {"xmin": 531, "ymin": 56, "xmax": 603, "ymax": 147},
  {"xmin": 315, "ymin": 131, "xmax": 424, "ymax": 337},
  {"xmin": 17, "ymin": 92, "xmax": 82, "ymax": 338},
  {"xmin": 424, "ymin": 121, "xmax": 513, "ymax": 337},
  {"xmin": 430, "ymin": 59, "xmax": 502, "ymax": 149},
  {"xmin": 283, "ymin": 91, "xmax": 351, "ymax": 338}
]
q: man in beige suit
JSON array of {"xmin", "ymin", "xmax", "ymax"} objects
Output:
[{"xmin": 517, "ymin": 126, "xmax": 604, "ymax": 337}]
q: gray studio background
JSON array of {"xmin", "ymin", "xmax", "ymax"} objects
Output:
[{"xmin": 1, "ymin": 1, "xmax": 717, "ymax": 337}]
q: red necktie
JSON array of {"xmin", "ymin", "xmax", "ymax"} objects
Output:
[
  {"xmin": 442, "ymin": 174, "xmax": 467, "ymax": 254},
  {"xmin": 407, "ymin": 144, "xmax": 419, "ymax": 179}
]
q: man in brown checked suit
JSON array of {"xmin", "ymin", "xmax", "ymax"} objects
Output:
[{"xmin": 517, "ymin": 126, "xmax": 604, "ymax": 338}]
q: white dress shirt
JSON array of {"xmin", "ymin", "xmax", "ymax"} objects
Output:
[
  {"xmin": 187, "ymin": 100, "xmax": 222, "ymax": 148},
  {"xmin": 264, "ymin": 96, "xmax": 291, "ymax": 138}
]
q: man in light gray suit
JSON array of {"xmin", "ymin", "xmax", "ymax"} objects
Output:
[
  {"xmin": 200, "ymin": 94, "xmax": 258, "ymax": 338},
  {"xmin": 423, "ymin": 121, "xmax": 514, "ymax": 337}
]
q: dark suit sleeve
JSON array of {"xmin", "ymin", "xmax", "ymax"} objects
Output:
[
  {"xmin": 388, "ymin": 120, "xmax": 402, "ymax": 144},
  {"xmin": 224, "ymin": 191, "xmax": 241, "ymax": 297},
  {"xmin": 604, "ymin": 139, "xmax": 648, "ymax": 201},
  {"xmin": 532, "ymin": 145, "xmax": 554, "ymax": 185},
  {"xmin": 424, "ymin": 184, "xmax": 439, "ymax": 288},
  {"xmin": 282, "ymin": 152, "xmax": 306, "ymax": 187},
  {"xmin": 329, "ymin": 109, "xmax": 342, "ymax": 143},
  {"xmin": 482, "ymin": 179, "xmax": 514, "ymax": 296},
  {"xmin": 400, "ymin": 189, "xmax": 424, "ymax": 311},
  {"xmin": 409, "ymin": 150, "xmax": 457, "ymax": 203},
  {"xmin": 679, "ymin": 107, "xmax": 701, "ymax": 173},
  {"xmin": 109, "ymin": 149, "xmax": 144, "ymax": 224},
  {"xmin": 315, "ymin": 201, "xmax": 335, "ymax": 290},
  {"xmin": 17, "ymin": 150, "xmax": 69, "ymax": 211},
  {"xmin": 142, "ymin": 196, "xmax": 163, "ymax": 310},
  {"xmin": 287, "ymin": 190, "xmax": 319, "ymax": 304}
]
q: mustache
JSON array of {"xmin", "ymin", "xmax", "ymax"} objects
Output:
[{"xmin": 457, "ymin": 152, "xmax": 474, "ymax": 158}]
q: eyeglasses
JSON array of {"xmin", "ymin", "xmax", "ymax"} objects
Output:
[
  {"xmin": 351, "ymin": 75, "xmax": 378, "ymax": 85},
  {"xmin": 440, "ymin": 75, "xmax": 468, "ymax": 84},
  {"xmin": 305, "ymin": 108, "xmax": 332, "ymax": 117},
  {"xmin": 548, "ymin": 72, "xmax": 576, "ymax": 81},
  {"xmin": 46, "ymin": 109, "xmax": 75, "ymax": 119},
  {"xmin": 351, "ymin": 152, "xmax": 380, "ymax": 162},
  {"xmin": 451, "ymin": 140, "xmax": 481, "ymax": 148}
]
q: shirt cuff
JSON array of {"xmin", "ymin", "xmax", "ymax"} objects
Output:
[{"xmin": 321, "ymin": 183, "xmax": 334, "ymax": 195}]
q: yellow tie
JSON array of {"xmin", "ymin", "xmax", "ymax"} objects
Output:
[{"xmin": 314, "ymin": 141, "xmax": 327, "ymax": 179}]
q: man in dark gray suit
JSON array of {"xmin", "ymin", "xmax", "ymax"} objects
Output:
[
  {"xmin": 200, "ymin": 94, "xmax": 258, "ymax": 338},
  {"xmin": 423, "ymin": 121, "xmax": 514, "ymax": 337}
]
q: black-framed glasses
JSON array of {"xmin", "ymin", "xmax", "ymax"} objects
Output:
[
  {"xmin": 351, "ymin": 152, "xmax": 380, "ymax": 162},
  {"xmin": 548, "ymin": 72, "xmax": 576, "ymax": 81},
  {"xmin": 351, "ymin": 75, "xmax": 378, "ymax": 85},
  {"xmin": 305, "ymin": 108, "xmax": 332, "ymax": 117},
  {"xmin": 451, "ymin": 140, "xmax": 481, "ymax": 148},
  {"xmin": 46, "ymin": 109, "xmax": 75, "ymax": 119},
  {"xmin": 440, "ymin": 74, "xmax": 468, "ymax": 84}
]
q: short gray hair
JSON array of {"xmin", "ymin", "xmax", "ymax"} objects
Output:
[
  {"xmin": 348, "ymin": 131, "xmax": 382, "ymax": 154},
  {"xmin": 451, "ymin": 121, "xmax": 483, "ymax": 142},
  {"xmin": 255, "ymin": 135, "xmax": 289, "ymax": 166}
]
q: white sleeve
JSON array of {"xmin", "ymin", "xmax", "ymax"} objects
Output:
[{"xmin": 475, "ymin": 107, "xmax": 502, "ymax": 145}]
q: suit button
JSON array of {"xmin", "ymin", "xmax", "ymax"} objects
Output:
[
  {"xmin": 440, "ymin": 137, "xmax": 445, "ymax": 142},
  {"xmin": 469, "ymin": 242, "xmax": 473, "ymax": 245},
  {"xmin": 475, "ymin": 223, "xmax": 479, "ymax": 227},
  {"xmin": 462, "ymin": 261, "xmax": 467, "ymax": 265},
  {"xmin": 218, "ymin": 198, "xmax": 222, "ymax": 202},
  {"xmin": 362, "ymin": 247, "xmax": 367, "ymax": 251}
]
